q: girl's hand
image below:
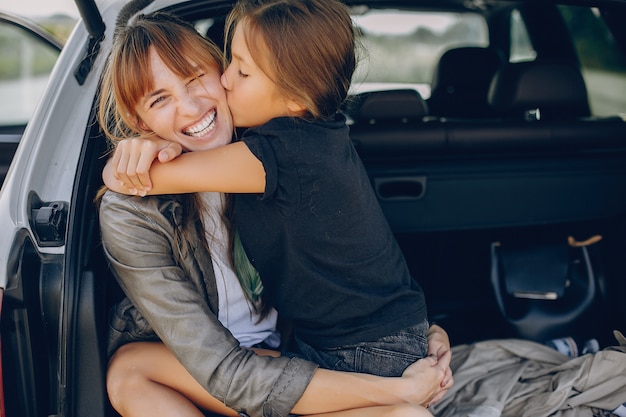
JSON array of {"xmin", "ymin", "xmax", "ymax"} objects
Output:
[{"xmin": 104, "ymin": 137, "xmax": 183, "ymax": 195}]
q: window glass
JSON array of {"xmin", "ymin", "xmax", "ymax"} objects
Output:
[
  {"xmin": 510, "ymin": 9, "xmax": 536, "ymax": 63},
  {"xmin": 350, "ymin": 9, "xmax": 488, "ymax": 98},
  {"xmin": 558, "ymin": 5, "xmax": 626, "ymax": 117},
  {"xmin": 0, "ymin": 22, "xmax": 59, "ymax": 126}
]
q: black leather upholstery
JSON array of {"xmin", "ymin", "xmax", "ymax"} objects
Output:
[{"xmin": 489, "ymin": 60, "xmax": 591, "ymax": 120}]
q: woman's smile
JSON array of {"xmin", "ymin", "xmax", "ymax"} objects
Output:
[{"xmin": 183, "ymin": 109, "xmax": 217, "ymax": 138}]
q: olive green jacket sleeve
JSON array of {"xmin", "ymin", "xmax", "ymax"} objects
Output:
[{"xmin": 99, "ymin": 191, "xmax": 317, "ymax": 417}]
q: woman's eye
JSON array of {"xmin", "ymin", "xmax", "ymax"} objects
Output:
[
  {"xmin": 238, "ymin": 70, "xmax": 248, "ymax": 78},
  {"xmin": 149, "ymin": 96, "xmax": 165, "ymax": 108},
  {"xmin": 188, "ymin": 73, "xmax": 206, "ymax": 85}
]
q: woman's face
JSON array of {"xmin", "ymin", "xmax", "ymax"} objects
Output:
[{"xmin": 134, "ymin": 47, "xmax": 233, "ymax": 152}]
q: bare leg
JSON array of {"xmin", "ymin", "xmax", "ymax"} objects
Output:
[
  {"xmin": 107, "ymin": 342, "xmax": 238, "ymax": 417},
  {"xmin": 107, "ymin": 342, "xmax": 435, "ymax": 417}
]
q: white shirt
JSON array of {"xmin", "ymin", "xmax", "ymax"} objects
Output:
[{"xmin": 200, "ymin": 192, "xmax": 280, "ymax": 348}]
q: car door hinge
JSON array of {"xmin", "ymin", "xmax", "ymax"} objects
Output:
[{"xmin": 32, "ymin": 201, "xmax": 68, "ymax": 247}]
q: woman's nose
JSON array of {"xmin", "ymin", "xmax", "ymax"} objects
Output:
[{"xmin": 179, "ymin": 92, "xmax": 201, "ymax": 116}]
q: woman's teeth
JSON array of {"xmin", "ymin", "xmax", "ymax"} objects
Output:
[{"xmin": 184, "ymin": 111, "xmax": 216, "ymax": 138}]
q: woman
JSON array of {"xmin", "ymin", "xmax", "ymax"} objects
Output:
[{"xmin": 98, "ymin": 12, "xmax": 452, "ymax": 417}]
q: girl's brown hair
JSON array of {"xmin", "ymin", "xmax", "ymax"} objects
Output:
[{"xmin": 225, "ymin": 0, "xmax": 358, "ymax": 120}]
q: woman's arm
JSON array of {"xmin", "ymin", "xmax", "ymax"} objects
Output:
[
  {"xmin": 294, "ymin": 324, "xmax": 454, "ymax": 413},
  {"xmin": 294, "ymin": 350, "xmax": 451, "ymax": 414},
  {"xmin": 103, "ymin": 141, "xmax": 265, "ymax": 196}
]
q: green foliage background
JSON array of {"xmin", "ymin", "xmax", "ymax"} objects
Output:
[{"xmin": 0, "ymin": 16, "xmax": 74, "ymax": 81}]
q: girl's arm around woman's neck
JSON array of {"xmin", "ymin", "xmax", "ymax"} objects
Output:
[{"xmin": 103, "ymin": 141, "xmax": 266, "ymax": 196}]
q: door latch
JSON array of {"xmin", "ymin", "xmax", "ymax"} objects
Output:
[{"xmin": 32, "ymin": 201, "xmax": 68, "ymax": 247}]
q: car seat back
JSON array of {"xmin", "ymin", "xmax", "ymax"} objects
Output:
[
  {"xmin": 428, "ymin": 46, "xmax": 505, "ymax": 119},
  {"xmin": 488, "ymin": 60, "xmax": 591, "ymax": 121}
]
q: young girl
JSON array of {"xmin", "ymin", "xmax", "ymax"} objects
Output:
[{"xmin": 99, "ymin": 10, "xmax": 451, "ymax": 417}]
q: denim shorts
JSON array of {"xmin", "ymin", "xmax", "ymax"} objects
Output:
[{"xmin": 292, "ymin": 319, "xmax": 429, "ymax": 377}]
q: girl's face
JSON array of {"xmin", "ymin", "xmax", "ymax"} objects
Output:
[
  {"xmin": 220, "ymin": 22, "xmax": 304, "ymax": 128},
  {"xmin": 134, "ymin": 47, "xmax": 233, "ymax": 152}
]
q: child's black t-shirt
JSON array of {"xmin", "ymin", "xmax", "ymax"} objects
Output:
[{"xmin": 235, "ymin": 114, "xmax": 427, "ymax": 349}]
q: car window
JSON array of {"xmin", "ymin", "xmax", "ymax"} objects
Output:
[
  {"xmin": 350, "ymin": 9, "xmax": 489, "ymax": 98},
  {"xmin": 0, "ymin": 20, "xmax": 60, "ymax": 127},
  {"xmin": 558, "ymin": 5, "xmax": 626, "ymax": 117},
  {"xmin": 509, "ymin": 9, "xmax": 536, "ymax": 63}
]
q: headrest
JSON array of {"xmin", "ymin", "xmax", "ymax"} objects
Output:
[
  {"xmin": 432, "ymin": 47, "xmax": 504, "ymax": 92},
  {"xmin": 488, "ymin": 61, "xmax": 590, "ymax": 120},
  {"xmin": 347, "ymin": 89, "xmax": 428, "ymax": 124},
  {"xmin": 428, "ymin": 47, "xmax": 504, "ymax": 118}
]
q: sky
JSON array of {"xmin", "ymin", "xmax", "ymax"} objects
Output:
[
  {"xmin": 354, "ymin": 12, "xmax": 454, "ymax": 35},
  {"xmin": 0, "ymin": 0, "xmax": 80, "ymax": 19},
  {"xmin": 0, "ymin": 1, "xmax": 455, "ymax": 34}
]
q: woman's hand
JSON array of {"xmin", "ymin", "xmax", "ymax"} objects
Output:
[
  {"xmin": 427, "ymin": 324, "xmax": 450, "ymax": 359},
  {"xmin": 425, "ymin": 324, "xmax": 454, "ymax": 405},
  {"xmin": 392, "ymin": 324, "xmax": 454, "ymax": 408},
  {"xmin": 103, "ymin": 137, "xmax": 183, "ymax": 195},
  {"xmin": 400, "ymin": 351, "xmax": 451, "ymax": 407},
  {"xmin": 427, "ymin": 324, "xmax": 453, "ymax": 381}
]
